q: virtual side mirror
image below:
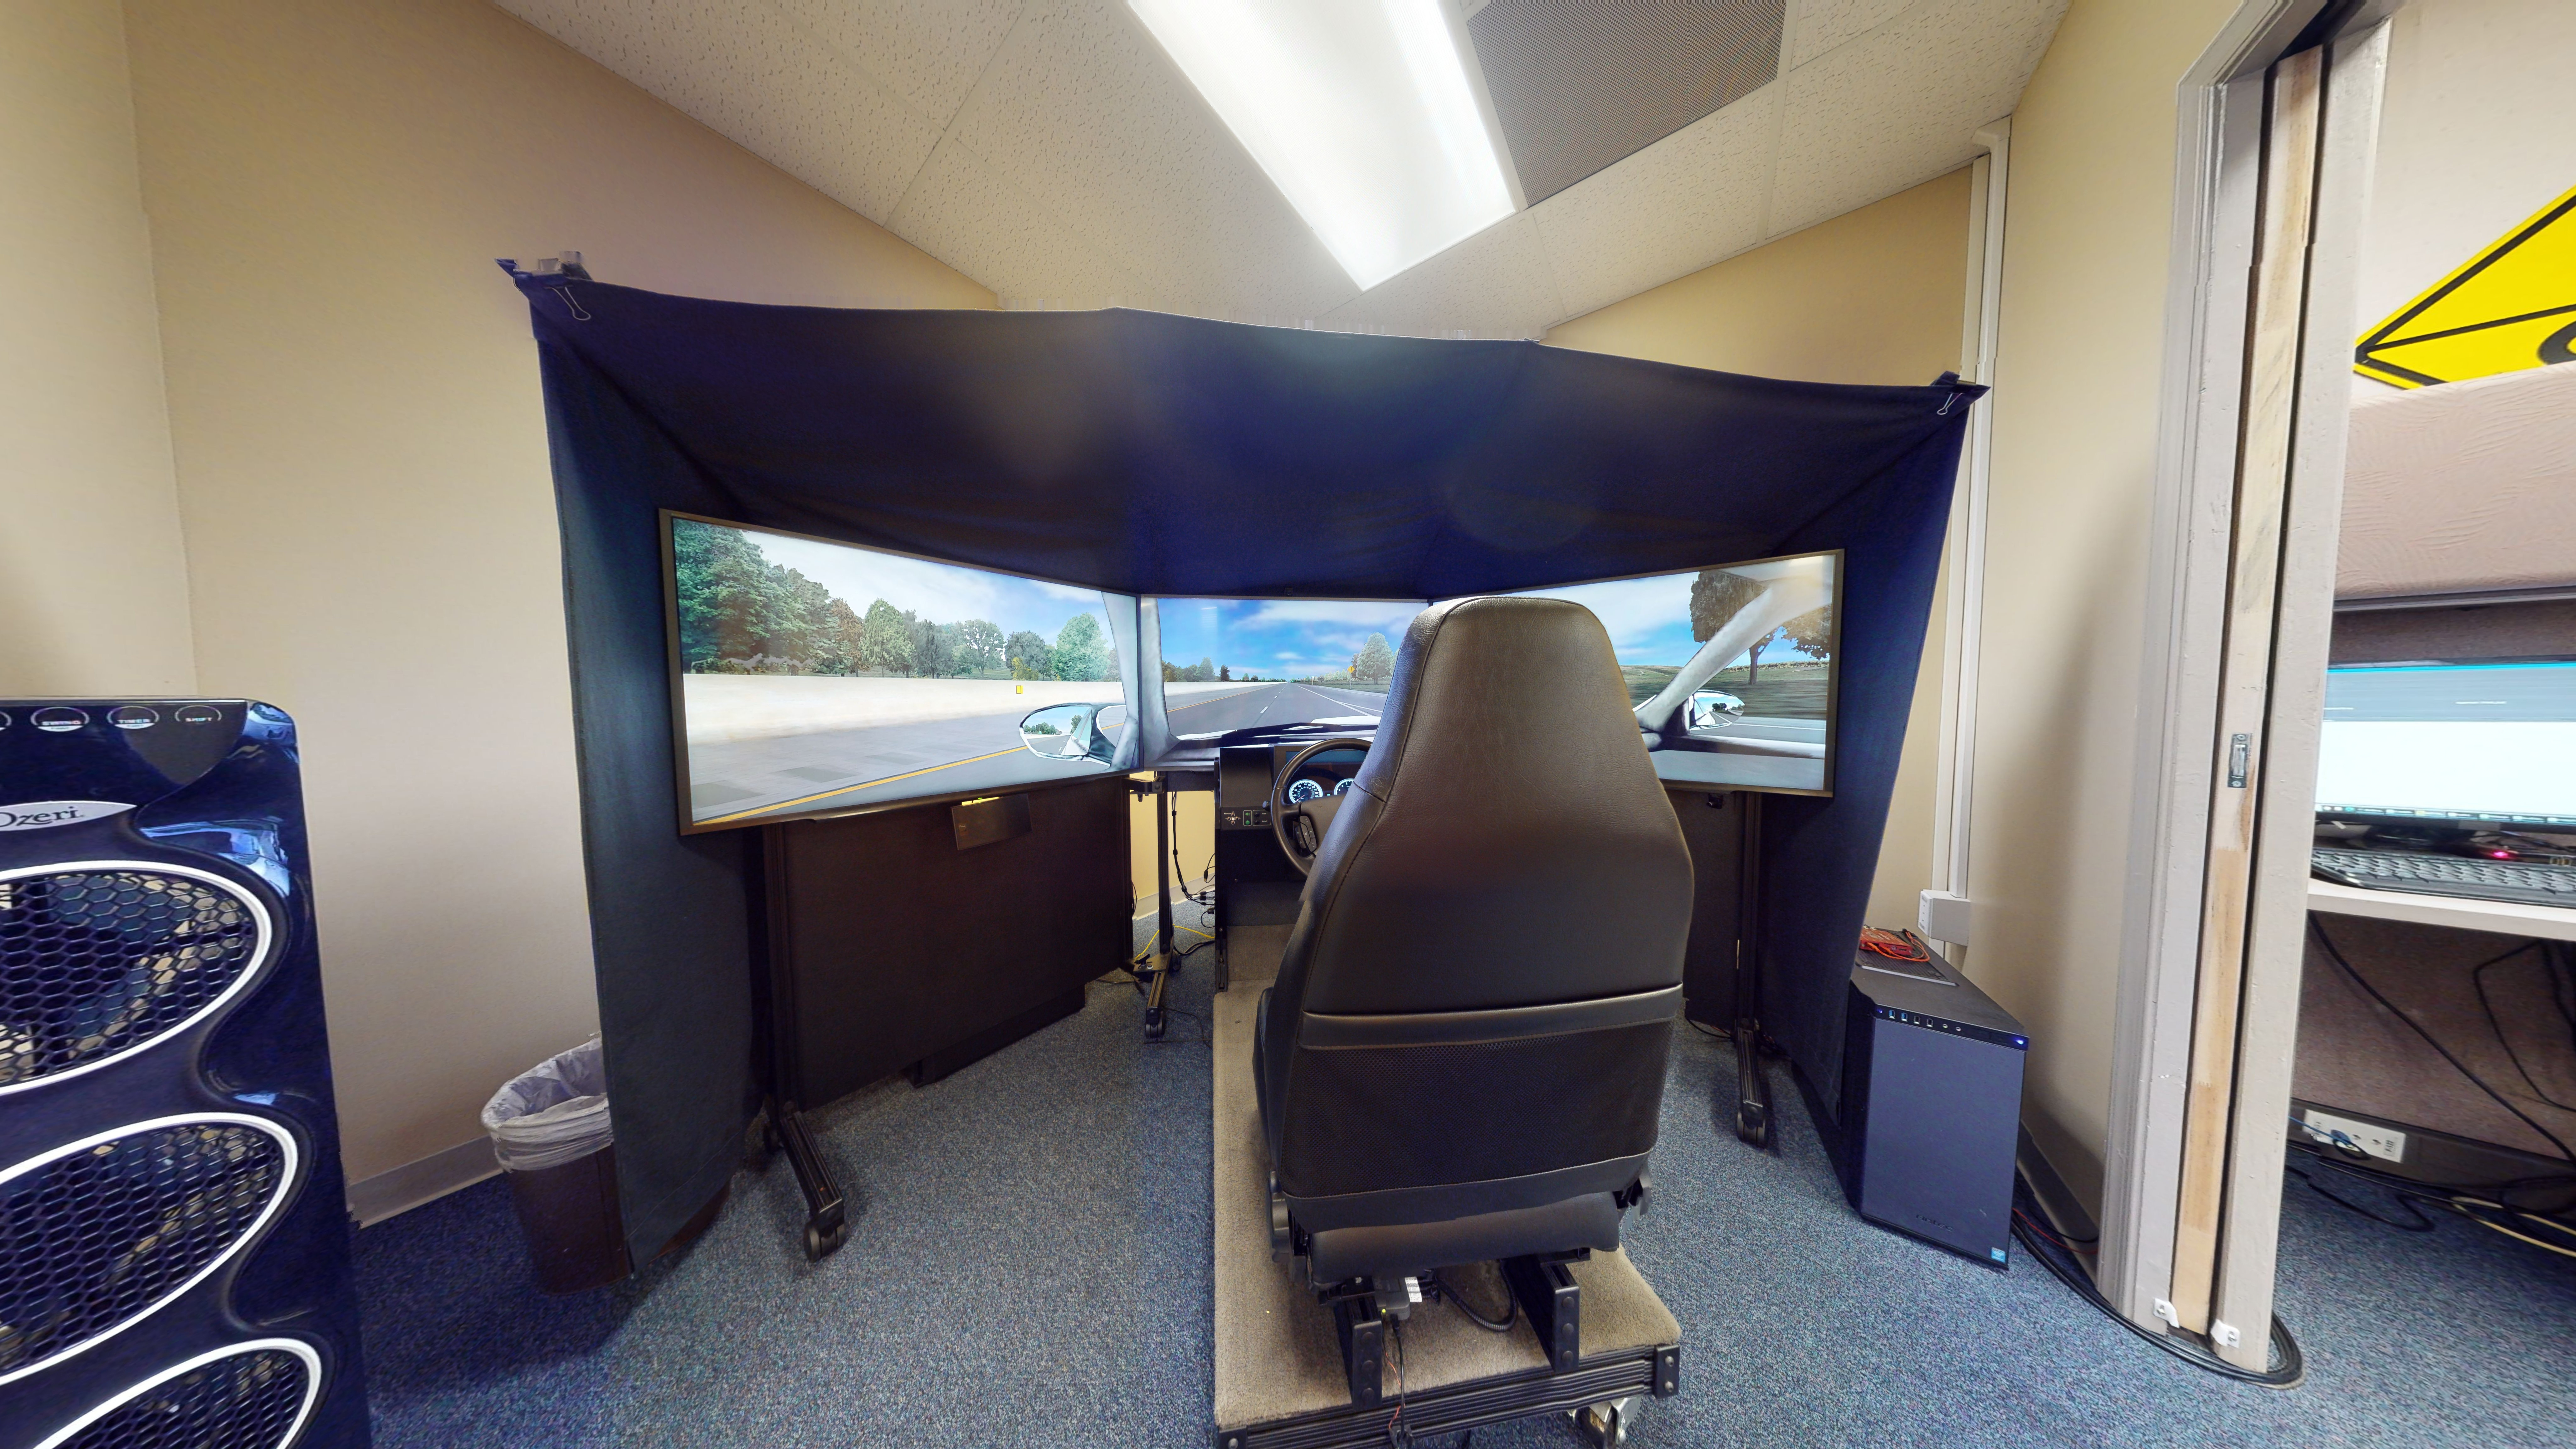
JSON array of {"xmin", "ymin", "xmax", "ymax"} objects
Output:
[
  {"xmin": 1685, "ymin": 690, "xmax": 1745, "ymax": 732},
  {"xmin": 1019, "ymin": 703, "xmax": 1116, "ymax": 764}
]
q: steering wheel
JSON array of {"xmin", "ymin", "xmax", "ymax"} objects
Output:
[{"xmin": 1270, "ymin": 738, "xmax": 1369, "ymax": 876}]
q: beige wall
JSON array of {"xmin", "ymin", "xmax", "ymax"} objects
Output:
[
  {"xmin": 1966, "ymin": 0, "xmax": 2244, "ymax": 1209},
  {"xmin": 1130, "ymin": 788, "xmax": 1214, "ymax": 911},
  {"xmin": 0, "ymin": 0, "xmax": 193, "ymax": 696},
  {"xmin": 1546, "ymin": 171, "xmax": 1971, "ymax": 932},
  {"xmin": 117, "ymin": 0, "xmax": 992, "ymax": 1183},
  {"xmin": 2356, "ymin": 0, "xmax": 2576, "ymax": 394}
]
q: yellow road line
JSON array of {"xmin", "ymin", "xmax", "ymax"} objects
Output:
[{"xmin": 699, "ymin": 746, "xmax": 1029, "ymax": 825}]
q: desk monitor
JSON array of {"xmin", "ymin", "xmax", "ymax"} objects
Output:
[
  {"xmin": 1152, "ymin": 597, "xmax": 1427, "ymax": 736},
  {"xmin": 2314, "ymin": 661, "xmax": 2576, "ymax": 830},
  {"xmin": 1470, "ymin": 550, "xmax": 1842, "ymax": 796},
  {"xmin": 663, "ymin": 512, "xmax": 1138, "ymax": 831}
]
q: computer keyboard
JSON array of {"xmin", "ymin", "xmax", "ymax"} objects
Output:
[{"xmin": 2311, "ymin": 846, "xmax": 2576, "ymax": 906}]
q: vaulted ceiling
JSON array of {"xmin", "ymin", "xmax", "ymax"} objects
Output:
[{"xmin": 497, "ymin": 0, "xmax": 2066, "ymax": 336}]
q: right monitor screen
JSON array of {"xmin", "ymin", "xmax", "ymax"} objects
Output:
[{"xmin": 1482, "ymin": 550, "xmax": 1841, "ymax": 796}]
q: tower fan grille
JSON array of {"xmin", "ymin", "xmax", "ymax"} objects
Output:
[
  {"xmin": 0, "ymin": 868, "xmax": 266, "ymax": 1089},
  {"xmin": 0, "ymin": 1120, "xmax": 292, "ymax": 1382},
  {"xmin": 42, "ymin": 1343, "xmax": 315, "ymax": 1449}
]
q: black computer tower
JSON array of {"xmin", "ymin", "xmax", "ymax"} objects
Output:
[
  {"xmin": 1836, "ymin": 946, "xmax": 2028, "ymax": 1269},
  {"xmin": 2, "ymin": 699, "xmax": 369, "ymax": 1449}
]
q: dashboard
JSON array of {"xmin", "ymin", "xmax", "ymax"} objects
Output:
[{"xmin": 1214, "ymin": 732, "xmax": 1372, "ymax": 830}]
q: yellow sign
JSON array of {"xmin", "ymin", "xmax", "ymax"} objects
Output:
[{"xmin": 2354, "ymin": 182, "xmax": 2576, "ymax": 389}]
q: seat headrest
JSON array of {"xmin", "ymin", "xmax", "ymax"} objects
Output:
[{"xmin": 1354, "ymin": 595, "xmax": 1650, "ymax": 806}]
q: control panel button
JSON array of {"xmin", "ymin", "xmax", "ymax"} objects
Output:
[
  {"xmin": 108, "ymin": 705, "xmax": 159, "ymax": 730},
  {"xmin": 175, "ymin": 704, "xmax": 222, "ymax": 725},
  {"xmin": 31, "ymin": 707, "xmax": 88, "ymax": 733}
]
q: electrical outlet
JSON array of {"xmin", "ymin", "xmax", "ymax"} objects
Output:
[
  {"xmin": 2300, "ymin": 1109, "xmax": 2406, "ymax": 1163},
  {"xmin": 1918, "ymin": 889, "xmax": 1972, "ymax": 945}
]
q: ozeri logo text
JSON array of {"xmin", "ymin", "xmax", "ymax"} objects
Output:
[{"xmin": 0, "ymin": 801, "xmax": 136, "ymax": 831}]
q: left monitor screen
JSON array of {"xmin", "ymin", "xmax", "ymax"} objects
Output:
[{"xmin": 665, "ymin": 513, "xmax": 1134, "ymax": 831}]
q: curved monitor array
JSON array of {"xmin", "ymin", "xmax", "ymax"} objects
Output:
[
  {"xmin": 663, "ymin": 514, "xmax": 1848, "ymax": 826},
  {"xmin": 2, "ymin": 699, "xmax": 364, "ymax": 1449}
]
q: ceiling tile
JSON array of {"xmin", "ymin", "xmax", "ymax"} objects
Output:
[
  {"xmin": 1468, "ymin": 0, "xmax": 1784, "ymax": 205},
  {"xmin": 1788, "ymin": 0, "xmax": 1920, "ymax": 69},
  {"xmin": 1319, "ymin": 214, "xmax": 1567, "ymax": 341},
  {"xmin": 767, "ymin": 0, "xmax": 1023, "ymax": 121},
  {"xmin": 1765, "ymin": 0, "xmax": 2063, "ymax": 238},
  {"xmin": 928, "ymin": 0, "xmax": 1354, "ymax": 320},
  {"xmin": 886, "ymin": 136, "xmax": 1148, "ymax": 309},
  {"xmin": 499, "ymin": 0, "xmax": 944, "ymax": 222},
  {"xmin": 498, "ymin": 0, "xmax": 2069, "ymax": 340},
  {"xmin": 1527, "ymin": 85, "xmax": 1781, "ymax": 321}
]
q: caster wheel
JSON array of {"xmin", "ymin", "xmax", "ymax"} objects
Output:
[
  {"xmin": 803, "ymin": 1219, "xmax": 847, "ymax": 1260},
  {"xmin": 1571, "ymin": 1399, "xmax": 1630, "ymax": 1446}
]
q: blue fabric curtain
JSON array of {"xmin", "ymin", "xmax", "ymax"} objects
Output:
[{"xmin": 512, "ymin": 268, "xmax": 1978, "ymax": 1257}]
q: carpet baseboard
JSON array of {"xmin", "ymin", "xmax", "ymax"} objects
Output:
[{"xmin": 348, "ymin": 1135, "xmax": 500, "ymax": 1227}]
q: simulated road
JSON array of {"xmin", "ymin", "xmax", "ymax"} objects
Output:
[
  {"xmin": 684, "ymin": 681, "xmax": 1387, "ymax": 827},
  {"xmin": 685, "ymin": 676, "xmax": 1833, "ymax": 827},
  {"xmin": 1162, "ymin": 681, "xmax": 1386, "ymax": 733},
  {"xmin": 686, "ymin": 701, "xmax": 1127, "ymax": 826}
]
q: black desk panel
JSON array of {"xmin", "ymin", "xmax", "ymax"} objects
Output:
[{"xmin": 763, "ymin": 775, "xmax": 1130, "ymax": 1107}]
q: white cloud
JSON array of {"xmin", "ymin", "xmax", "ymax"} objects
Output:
[
  {"xmin": 1444, "ymin": 572, "xmax": 1694, "ymax": 651},
  {"xmin": 1240, "ymin": 598, "xmax": 1426, "ymax": 630}
]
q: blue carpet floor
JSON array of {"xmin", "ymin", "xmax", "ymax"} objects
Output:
[{"xmin": 357, "ymin": 908, "xmax": 2576, "ymax": 1446}]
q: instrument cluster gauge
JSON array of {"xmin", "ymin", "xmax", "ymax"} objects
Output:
[
  {"xmin": 1332, "ymin": 779, "xmax": 1355, "ymax": 796},
  {"xmin": 1285, "ymin": 779, "xmax": 1324, "ymax": 804}
]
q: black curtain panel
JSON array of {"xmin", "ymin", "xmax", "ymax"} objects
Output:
[{"xmin": 510, "ymin": 266, "xmax": 1979, "ymax": 1255}]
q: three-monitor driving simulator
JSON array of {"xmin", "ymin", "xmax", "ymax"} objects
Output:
[{"xmin": 662, "ymin": 516, "xmax": 1846, "ymax": 830}]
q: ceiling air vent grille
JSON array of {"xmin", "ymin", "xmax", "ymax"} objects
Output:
[{"xmin": 1468, "ymin": 0, "xmax": 1786, "ymax": 205}]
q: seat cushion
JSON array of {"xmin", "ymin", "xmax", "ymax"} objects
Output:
[{"xmin": 1305, "ymin": 1191, "xmax": 1624, "ymax": 1283}]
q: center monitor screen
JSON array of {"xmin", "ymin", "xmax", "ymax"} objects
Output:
[
  {"xmin": 1154, "ymin": 597, "xmax": 1428, "ymax": 735},
  {"xmin": 663, "ymin": 513, "xmax": 1136, "ymax": 831}
]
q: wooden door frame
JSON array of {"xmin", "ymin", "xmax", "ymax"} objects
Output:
[{"xmin": 2099, "ymin": 0, "xmax": 2393, "ymax": 1364}]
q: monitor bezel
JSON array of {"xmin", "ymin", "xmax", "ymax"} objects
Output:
[{"xmin": 659, "ymin": 509, "xmax": 1138, "ymax": 835}]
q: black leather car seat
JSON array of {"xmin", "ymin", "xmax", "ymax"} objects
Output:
[{"xmin": 1255, "ymin": 595, "xmax": 1694, "ymax": 1286}]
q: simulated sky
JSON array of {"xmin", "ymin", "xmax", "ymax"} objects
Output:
[
  {"xmin": 1481, "ymin": 558, "xmax": 1838, "ymax": 671},
  {"xmin": 1158, "ymin": 598, "xmax": 1426, "ymax": 679},
  {"xmin": 747, "ymin": 526, "xmax": 1113, "ymax": 640}
]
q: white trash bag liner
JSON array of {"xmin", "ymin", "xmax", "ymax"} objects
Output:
[{"xmin": 481, "ymin": 1037, "xmax": 613, "ymax": 1172}]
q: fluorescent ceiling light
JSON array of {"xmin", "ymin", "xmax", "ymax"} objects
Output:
[{"xmin": 1129, "ymin": 0, "xmax": 1515, "ymax": 291}]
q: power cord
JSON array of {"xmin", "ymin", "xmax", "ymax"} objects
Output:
[
  {"xmin": 1431, "ymin": 1271, "xmax": 1516, "ymax": 1333},
  {"xmin": 2471, "ymin": 939, "xmax": 2576, "ymax": 1113},
  {"xmin": 2286, "ymin": 1136, "xmax": 2576, "ymax": 1257},
  {"xmin": 2309, "ymin": 918, "xmax": 2576, "ymax": 1164},
  {"xmin": 2009, "ymin": 1174, "xmax": 2304, "ymax": 1387}
]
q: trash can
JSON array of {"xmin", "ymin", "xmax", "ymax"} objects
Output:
[{"xmin": 482, "ymin": 1038, "xmax": 630, "ymax": 1293}]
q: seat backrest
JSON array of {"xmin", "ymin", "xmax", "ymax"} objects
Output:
[{"xmin": 1263, "ymin": 596, "xmax": 1694, "ymax": 1201}]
